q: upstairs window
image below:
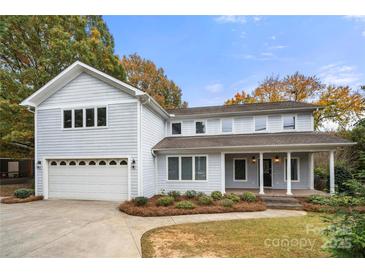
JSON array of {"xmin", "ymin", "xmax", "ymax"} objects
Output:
[
  {"xmin": 195, "ymin": 121, "xmax": 206, "ymax": 134},
  {"xmin": 255, "ymin": 116, "xmax": 267, "ymax": 132},
  {"xmin": 222, "ymin": 118, "xmax": 233, "ymax": 133},
  {"xmin": 63, "ymin": 106, "xmax": 106, "ymax": 129},
  {"xmin": 63, "ymin": 110, "xmax": 72, "ymax": 128},
  {"xmin": 171, "ymin": 122, "xmax": 181, "ymax": 135},
  {"xmin": 283, "ymin": 115, "xmax": 296, "ymax": 130}
]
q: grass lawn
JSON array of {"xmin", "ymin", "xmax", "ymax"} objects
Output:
[
  {"xmin": 0, "ymin": 182, "xmax": 33, "ymax": 197},
  {"xmin": 142, "ymin": 214, "xmax": 331, "ymax": 258}
]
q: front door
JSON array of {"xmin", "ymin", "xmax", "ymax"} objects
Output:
[{"xmin": 263, "ymin": 159, "xmax": 272, "ymax": 187}]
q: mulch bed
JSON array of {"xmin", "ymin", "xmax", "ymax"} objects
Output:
[
  {"xmin": 297, "ymin": 198, "xmax": 365, "ymax": 213},
  {"xmin": 1, "ymin": 195, "xmax": 44, "ymax": 204},
  {"xmin": 119, "ymin": 195, "xmax": 266, "ymax": 217}
]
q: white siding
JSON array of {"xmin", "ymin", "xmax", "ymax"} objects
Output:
[
  {"xmin": 40, "ymin": 72, "xmax": 134, "ymax": 108},
  {"xmin": 168, "ymin": 112, "xmax": 314, "ymax": 136},
  {"xmin": 141, "ymin": 105, "xmax": 166, "ymax": 197},
  {"xmin": 36, "ymin": 103, "xmax": 139, "ymax": 197},
  {"xmin": 156, "ymin": 153, "xmax": 222, "ymax": 194}
]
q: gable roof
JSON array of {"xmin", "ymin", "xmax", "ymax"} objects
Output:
[
  {"xmin": 167, "ymin": 101, "xmax": 321, "ymax": 117},
  {"xmin": 153, "ymin": 132, "xmax": 355, "ymax": 152},
  {"xmin": 20, "ymin": 61, "xmax": 170, "ymax": 119}
]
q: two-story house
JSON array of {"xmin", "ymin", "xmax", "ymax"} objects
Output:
[{"xmin": 20, "ymin": 61, "xmax": 355, "ymax": 201}]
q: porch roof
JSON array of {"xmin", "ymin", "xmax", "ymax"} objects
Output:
[{"xmin": 152, "ymin": 131, "xmax": 355, "ymax": 152}]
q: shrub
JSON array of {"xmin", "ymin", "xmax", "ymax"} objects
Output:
[
  {"xmin": 185, "ymin": 190, "xmax": 197, "ymax": 199},
  {"xmin": 14, "ymin": 188, "xmax": 34, "ymax": 199},
  {"xmin": 307, "ymin": 194, "xmax": 328, "ymax": 205},
  {"xmin": 167, "ymin": 190, "xmax": 181, "ymax": 200},
  {"xmin": 241, "ymin": 192, "xmax": 257, "ymax": 202},
  {"xmin": 331, "ymin": 165, "xmax": 353, "ymax": 193},
  {"xmin": 133, "ymin": 196, "xmax": 148, "ymax": 206},
  {"xmin": 343, "ymin": 179, "xmax": 365, "ymax": 197},
  {"xmin": 175, "ymin": 200, "xmax": 196, "ymax": 209},
  {"xmin": 225, "ymin": 193, "xmax": 240, "ymax": 203},
  {"xmin": 196, "ymin": 191, "xmax": 205, "ymax": 197},
  {"xmin": 211, "ymin": 191, "xmax": 223, "ymax": 200},
  {"xmin": 156, "ymin": 196, "xmax": 174, "ymax": 207},
  {"xmin": 198, "ymin": 195, "xmax": 213, "ymax": 205},
  {"xmin": 221, "ymin": 198, "xmax": 234, "ymax": 208},
  {"xmin": 307, "ymin": 194, "xmax": 365, "ymax": 207}
]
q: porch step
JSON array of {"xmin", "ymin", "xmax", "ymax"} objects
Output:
[{"xmin": 261, "ymin": 196, "xmax": 303, "ymax": 210}]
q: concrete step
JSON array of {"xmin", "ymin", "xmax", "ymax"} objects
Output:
[
  {"xmin": 265, "ymin": 202, "xmax": 303, "ymax": 210},
  {"xmin": 261, "ymin": 196, "xmax": 299, "ymax": 204}
]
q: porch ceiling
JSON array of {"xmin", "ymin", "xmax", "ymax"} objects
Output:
[{"xmin": 153, "ymin": 132, "xmax": 355, "ymax": 152}]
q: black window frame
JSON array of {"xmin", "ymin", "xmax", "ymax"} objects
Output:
[{"xmin": 171, "ymin": 122, "xmax": 182, "ymax": 135}]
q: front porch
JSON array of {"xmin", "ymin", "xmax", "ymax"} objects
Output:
[{"xmin": 226, "ymin": 188, "xmax": 329, "ymax": 197}]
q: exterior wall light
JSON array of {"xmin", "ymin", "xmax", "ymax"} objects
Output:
[
  {"xmin": 274, "ymin": 156, "xmax": 280, "ymax": 163},
  {"xmin": 131, "ymin": 159, "xmax": 136, "ymax": 169},
  {"xmin": 252, "ymin": 156, "xmax": 256, "ymax": 163}
]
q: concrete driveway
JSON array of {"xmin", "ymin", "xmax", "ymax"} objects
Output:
[{"xmin": 0, "ymin": 200, "xmax": 306, "ymax": 258}]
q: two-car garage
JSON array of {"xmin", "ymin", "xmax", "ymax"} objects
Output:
[{"xmin": 47, "ymin": 158, "xmax": 129, "ymax": 201}]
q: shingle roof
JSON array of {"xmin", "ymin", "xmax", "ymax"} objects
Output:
[
  {"xmin": 152, "ymin": 132, "xmax": 354, "ymax": 151},
  {"xmin": 167, "ymin": 101, "xmax": 320, "ymax": 116}
]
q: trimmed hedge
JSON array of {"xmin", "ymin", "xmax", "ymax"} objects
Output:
[
  {"xmin": 156, "ymin": 196, "xmax": 174, "ymax": 207},
  {"xmin": 14, "ymin": 188, "xmax": 34, "ymax": 199},
  {"xmin": 211, "ymin": 191, "xmax": 223, "ymax": 200},
  {"xmin": 241, "ymin": 192, "xmax": 257, "ymax": 202},
  {"xmin": 175, "ymin": 200, "xmax": 196, "ymax": 209},
  {"xmin": 198, "ymin": 195, "xmax": 213, "ymax": 205},
  {"xmin": 133, "ymin": 196, "xmax": 148, "ymax": 206}
]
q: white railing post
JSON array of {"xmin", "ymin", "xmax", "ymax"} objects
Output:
[
  {"xmin": 309, "ymin": 152, "xmax": 314, "ymax": 190},
  {"xmin": 329, "ymin": 150, "xmax": 335, "ymax": 194}
]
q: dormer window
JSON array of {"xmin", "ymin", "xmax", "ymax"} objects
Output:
[
  {"xmin": 195, "ymin": 121, "xmax": 206, "ymax": 134},
  {"xmin": 171, "ymin": 122, "xmax": 181, "ymax": 135},
  {"xmin": 222, "ymin": 118, "xmax": 233, "ymax": 133},
  {"xmin": 283, "ymin": 115, "xmax": 296, "ymax": 130}
]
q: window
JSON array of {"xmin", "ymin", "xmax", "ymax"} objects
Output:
[
  {"xmin": 99, "ymin": 160, "xmax": 106, "ymax": 165},
  {"xmin": 50, "ymin": 161, "xmax": 57, "ymax": 166},
  {"xmin": 74, "ymin": 109, "xmax": 83, "ymax": 128},
  {"xmin": 63, "ymin": 110, "xmax": 72, "ymax": 128},
  {"xmin": 171, "ymin": 122, "xmax": 181, "ymax": 135},
  {"xmin": 97, "ymin": 107, "xmax": 107, "ymax": 127},
  {"xmin": 283, "ymin": 115, "xmax": 296, "ymax": 130},
  {"xmin": 195, "ymin": 156, "xmax": 207, "ymax": 180},
  {"xmin": 181, "ymin": 157, "xmax": 193, "ymax": 180},
  {"xmin": 255, "ymin": 116, "xmax": 267, "ymax": 132},
  {"xmin": 79, "ymin": 161, "xmax": 86, "ymax": 165},
  {"xmin": 234, "ymin": 159, "xmax": 247, "ymax": 181},
  {"xmin": 86, "ymin": 108, "xmax": 95, "ymax": 127},
  {"xmin": 120, "ymin": 160, "xmax": 128, "ymax": 165},
  {"xmin": 63, "ymin": 106, "xmax": 106, "ymax": 129},
  {"xmin": 222, "ymin": 118, "xmax": 233, "ymax": 133},
  {"xmin": 89, "ymin": 161, "xmax": 96, "ymax": 165},
  {"xmin": 195, "ymin": 121, "xmax": 206, "ymax": 134},
  {"xmin": 69, "ymin": 161, "xmax": 76, "ymax": 166},
  {"xmin": 284, "ymin": 158, "xmax": 299, "ymax": 181},
  {"xmin": 60, "ymin": 161, "xmax": 66, "ymax": 166},
  {"xmin": 167, "ymin": 156, "xmax": 207, "ymax": 181},
  {"xmin": 168, "ymin": 157, "xmax": 179, "ymax": 180},
  {"xmin": 109, "ymin": 160, "xmax": 117, "ymax": 165}
]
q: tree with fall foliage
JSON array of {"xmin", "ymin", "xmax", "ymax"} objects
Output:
[
  {"xmin": 0, "ymin": 16, "xmax": 125, "ymax": 158},
  {"xmin": 122, "ymin": 53, "xmax": 187, "ymax": 109},
  {"xmin": 225, "ymin": 72, "xmax": 364, "ymax": 130}
]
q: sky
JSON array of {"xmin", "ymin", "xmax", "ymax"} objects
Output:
[{"xmin": 104, "ymin": 16, "xmax": 365, "ymax": 107}]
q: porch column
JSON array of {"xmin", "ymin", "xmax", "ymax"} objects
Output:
[
  {"xmin": 221, "ymin": 152, "xmax": 225, "ymax": 194},
  {"xmin": 329, "ymin": 150, "xmax": 335, "ymax": 194},
  {"xmin": 309, "ymin": 153, "xmax": 314, "ymax": 190},
  {"xmin": 286, "ymin": 152, "xmax": 293, "ymax": 195},
  {"xmin": 259, "ymin": 152, "xmax": 264, "ymax": 194}
]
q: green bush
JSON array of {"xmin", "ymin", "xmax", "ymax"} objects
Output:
[
  {"xmin": 307, "ymin": 194, "xmax": 365, "ymax": 207},
  {"xmin": 211, "ymin": 191, "xmax": 223, "ymax": 200},
  {"xmin": 14, "ymin": 188, "xmax": 34, "ymax": 199},
  {"xmin": 343, "ymin": 179, "xmax": 365, "ymax": 197},
  {"xmin": 331, "ymin": 165, "xmax": 353, "ymax": 193},
  {"xmin": 167, "ymin": 190, "xmax": 181, "ymax": 200},
  {"xmin": 156, "ymin": 196, "xmax": 174, "ymax": 207},
  {"xmin": 133, "ymin": 196, "xmax": 148, "ymax": 206},
  {"xmin": 225, "ymin": 193, "xmax": 240, "ymax": 203},
  {"xmin": 198, "ymin": 195, "xmax": 213, "ymax": 205},
  {"xmin": 175, "ymin": 200, "xmax": 196, "ymax": 209},
  {"xmin": 307, "ymin": 194, "xmax": 328, "ymax": 205},
  {"xmin": 241, "ymin": 192, "xmax": 257, "ymax": 202},
  {"xmin": 185, "ymin": 190, "xmax": 197, "ymax": 198},
  {"xmin": 196, "ymin": 191, "xmax": 205, "ymax": 197},
  {"xmin": 221, "ymin": 198, "xmax": 234, "ymax": 208}
]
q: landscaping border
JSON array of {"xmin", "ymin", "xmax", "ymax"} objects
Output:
[{"xmin": 1, "ymin": 195, "xmax": 44, "ymax": 204}]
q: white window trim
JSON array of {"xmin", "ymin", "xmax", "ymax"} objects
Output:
[
  {"xmin": 233, "ymin": 158, "xmax": 248, "ymax": 182},
  {"xmin": 220, "ymin": 118, "xmax": 234, "ymax": 134},
  {"xmin": 194, "ymin": 119, "xmax": 207, "ymax": 135},
  {"xmin": 284, "ymin": 157, "xmax": 300, "ymax": 182},
  {"xmin": 62, "ymin": 105, "xmax": 108, "ymax": 130},
  {"xmin": 254, "ymin": 116, "xmax": 268, "ymax": 133},
  {"xmin": 170, "ymin": 121, "xmax": 182, "ymax": 136},
  {"xmin": 166, "ymin": 155, "xmax": 208, "ymax": 182},
  {"xmin": 282, "ymin": 114, "xmax": 297, "ymax": 131}
]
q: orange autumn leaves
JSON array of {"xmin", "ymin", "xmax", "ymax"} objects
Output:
[{"xmin": 225, "ymin": 72, "xmax": 364, "ymax": 129}]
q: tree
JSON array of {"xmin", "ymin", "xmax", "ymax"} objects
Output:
[
  {"xmin": 224, "ymin": 90, "xmax": 257, "ymax": 105},
  {"xmin": 225, "ymin": 72, "xmax": 365, "ymax": 130},
  {"xmin": 122, "ymin": 53, "xmax": 187, "ymax": 109},
  {"xmin": 0, "ymin": 16, "xmax": 125, "ymax": 158}
]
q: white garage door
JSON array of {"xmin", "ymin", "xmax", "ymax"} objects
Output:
[{"xmin": 48, "ymin": 159, "xmax": 128, "ymax": 201}]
